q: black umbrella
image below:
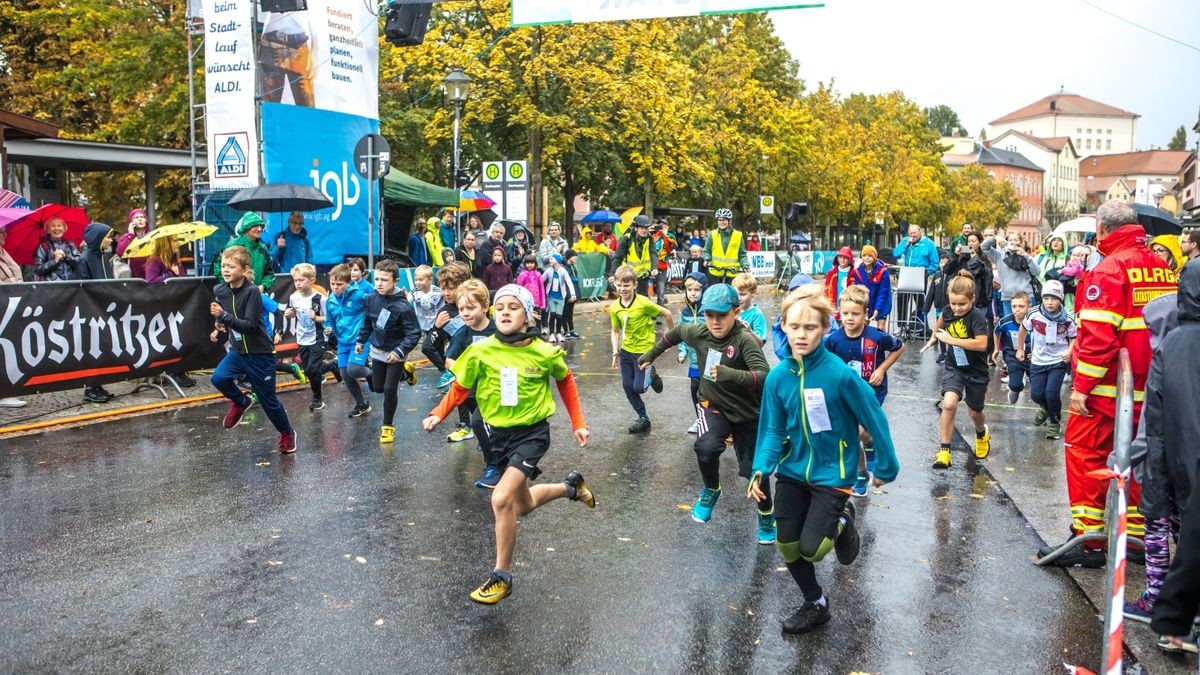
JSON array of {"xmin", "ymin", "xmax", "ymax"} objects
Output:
[
  {"xmin": 227, "ymin": 183, "xmax": 333, "ymax": 212},
  {"xmin": 469, "ymin": 208, "xmax": 499, "ymax": 231},
  {"xmin": 1131, "ymin": 202, "xmax": 1182, "ymax": 237}
]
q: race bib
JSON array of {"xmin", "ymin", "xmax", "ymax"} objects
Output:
[
  {"xmin": 847, "ymin": 359, "xmax": 864, "ymax": 378},
  {"xmin": 500, "ymin": 367, "xmax": 519, "ymax": 407},
  {"xmin": 375, "ymin": 308, "xmax": 392, "ymax": 330},
  {"xmin": 952, "ymin": 345, "xmax": 969, "ymax": 367},
  {"xmin": 803, "ymin": 388, "xmax": 832, "ymax": 433},
  {"xmin": 703, "ymin": 348, "xmax": 722, "ymax": 381}
]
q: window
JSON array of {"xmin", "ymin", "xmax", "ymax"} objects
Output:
[
  {"xmin": 1107, "ymin": 129, "xmax": 1112, "ymax": 135},
  {"xmin": 1106, "ymin": 139, "xmax": 1112, "ymax": 150},
  {"xmin": 1086, "ymin": 139, "xmax": 1092, "ymax": 149},
  {"xmin": 1077, "ymin": 128, "xmax": 1082, "ymax": 134},
  {"xmin": 1087, "ymin": 128, "xmax": 1092, "ymax": 134},
  {"xmin": 1076, "ymin": 137, "xmax": 1082, "ymax": 147}
]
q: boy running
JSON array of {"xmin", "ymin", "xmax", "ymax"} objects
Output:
[
  {"xmin": 610, "ymin": 265, "xmax": 673, "ymax": 434},
  {"xmin": 751, "ymin": 285, "xmax": 898, "ymax": 634},
  {"xmin": 678, "ymin": 273, "xmax": 706, "ymax": 434},
  {"xmin": 638, "ymin": 284, "xmax": 773, "ymax": 543},
  {"xmin": 993, "ymin": 291, "xmax": 1032, "ymax": 404},
  {"xmin": 209, "ymin": 246, "xmax": 296, "ymax": 454},
  {"xmin": 732, "ymin": 272, "xmax": 768, "ymax": 346},
  {"xmin": 824, "ymin": 285, "xmax": 904, "ymax": 497},
  {"xmin": 356, "ymin": 259, "xmax": 421, "ymax": 444},
  {"xmin": 423, "ymin": 284, "xmax": 594, "ymax": 605},
  {"xmin": 1016, "ymin": 280, "xmax": 1076, "ymax": 440},
  {"xmin": 284, "ymin": 263, "xmax": 338, "ymax": 412},
  {"xmin": 443, "ymin": 279, "xmax": 500, "ymax": 488},
  {"xmin": 423, "ymin": 262, "xmax": 470, "ymax": 392},
  {"xmin": 325, "ymin": 264, "xmax": 372, "ymax": 418},
  {"xmin": 921, "ymin": 271, "xmax": 991, "ymax": 468}
]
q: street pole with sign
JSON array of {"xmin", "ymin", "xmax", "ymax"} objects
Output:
[
  {"xmin": 443, "ymin": 68, "xmax": 472, "ymax": 245},
  {"xmin": 355, "ymin": 133, "xmax": 391, "ymax": 271}
]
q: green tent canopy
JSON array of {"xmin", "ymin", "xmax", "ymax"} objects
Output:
[{"xmin": 381, "ymin": 167, "xmax": 458, "ymax": 207}]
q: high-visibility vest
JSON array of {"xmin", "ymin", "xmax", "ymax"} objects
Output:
[
  {"xmin": 711, "ymin": 229, "xmax": 743, "ymax": 274},
  {"xmin": 625, "ymin": 237, "xmax": 652, "ymax": 277}
]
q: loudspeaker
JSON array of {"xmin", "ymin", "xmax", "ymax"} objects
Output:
[
  {"xmin": 784, "ymin": 202, "xmax": 808, "ymax": 222},
  {"xmin": 384, "ymin": 1, "xmax": 432, "ymax": 47},
  {"xmin": 259, "ymin": 0, "xmax": 307, "ymax": 12}
]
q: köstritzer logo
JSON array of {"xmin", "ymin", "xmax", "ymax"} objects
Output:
[{"xmin": 215, "ymin": 133, "xmax": 249, "ymax": 178}]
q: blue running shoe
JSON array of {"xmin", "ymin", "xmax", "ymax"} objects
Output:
[
  {"xmin": 692, "ymin": 486, "xmax": 721, "ymax": 523},
  {"xmin": 864, "ymin": 448, "xmax": 876, "ymax": 474},
  {"xmin": 757, "ymin": 511, "xmax": 777, "ymax": 544},
  {"xmin": 437, "ymin": 371, "xmax": 455, "ymax": 390},
  {"xmin": 475, "ymin": 465, "xmax": 501, "ymax": 489},
  {"xmin": 851, "ymin": 471, "xmax": 870, "ymax": 498}
]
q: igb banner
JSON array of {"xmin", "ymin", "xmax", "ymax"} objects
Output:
[{"xmin": 0, "ymin": 279, "xmax": 226, "ymax": 398}]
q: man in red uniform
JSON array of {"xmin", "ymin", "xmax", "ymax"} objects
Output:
[{"xmin": 1039, "ymin": 200, "xmax": 1178, "ymax": 567}]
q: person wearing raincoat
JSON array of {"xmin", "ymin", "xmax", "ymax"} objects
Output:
[
  {"xmin": 424, "ymin": 217, "xmax": 446, "ymax": 267},
  {"xmin": 212, "ymin": 212, "xmax": 275, "ymax": 292}
]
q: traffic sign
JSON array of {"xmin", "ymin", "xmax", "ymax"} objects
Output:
[
  {"xmin": 759, "ymin": 195, "xmax": 774, "ymax": 215},
  {"xmin": 354, "ymin": 133, "xmax": 391, "ymax": 180}
]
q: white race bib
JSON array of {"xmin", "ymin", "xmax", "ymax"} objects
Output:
[
  {"xmin": 952, "ymin": 345, "xmax": 969, "ymax": 367},
  {"xmin": 803, "ymin": 388, "xmax": 833, "ymax": 433},
  {"xmin": 375, "ymin": 307, "xmax": 392, "ymax": 330},
  {"xmin": 704, "ymin": 348, "xmax": 723, "ymax": 381},
  {"xmin": 847, "ymin": 359, "xmax": 864, "ymax": 378},
  {"xmin": 500, "ymin": 367, "xmax": 519, "ymax": 407}
]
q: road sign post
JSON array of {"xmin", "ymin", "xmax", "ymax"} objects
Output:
[{"xmin": 354, "ymin": 133, "xmax": 391, "ymax": 270}]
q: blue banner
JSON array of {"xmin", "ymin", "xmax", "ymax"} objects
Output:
[{"xmin": 261, "ymin": 103, "xmax": 380, "ymax": 265}]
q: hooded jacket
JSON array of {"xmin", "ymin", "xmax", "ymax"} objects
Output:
[
  {"xmin": 326, "ymin": 282, "xmax": 367, "ymax": 347},
  {"xmin": 823, "ymin": 246, "xmax": 855, "ymax": 308},
  {"xmin": 78, "ymin": 223, "xmax": 115, "ymax": 281},
  {"xmin": 1142, "ymin": 262, "xmax": 1200, "ymax": 521},
  {"xmin": 982, "ymin": 237, "xmax": 1041, "ymax": 300},
  {"xmin": 424, "ymin": 217, "xmax": 445, "ymax": 266},
  {"xmin": 1150, "ymin": 234, "xmax": 1185, "ymax": 274},
  {"xmin": 270, "ymin": 225, "xmax": 313, "ymax": 274},
  {"xmin": 33, "ymin": 233, "xmax": 81, "ymax": 281},
  {"xmin": 752, "ymin": 345, "xmax": 899, "ymax": 488},
  {"xmin": 849, "ymin": 259, "xmax": 892, "ymax": 318},
  {"xmin": 892, "ymin": 235, "xmax": 939, "ymax": 274},
  {"xmin": 1037, "ymin": 235, "xmax": 1070, "ymax": 281},
  {"xmin": 212, "ymin": 212, "xmax": 274, "ymax": 289}
]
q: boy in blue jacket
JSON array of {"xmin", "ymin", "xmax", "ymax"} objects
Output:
[
  {"xmin": 326, "ymin": 264, "xmax": 372, "ymax": 419},
  {"xmin": 355, "ymin": 259, "xmax": 421, "ymax": 443},
  {"xmin": 749, "ymin": 284, "xmax": 899, "ymax": 635}
]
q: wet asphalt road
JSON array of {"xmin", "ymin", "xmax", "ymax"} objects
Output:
[{"xmin": 0, "ymin": 298, "xmax": 1171, "ymax": 673}]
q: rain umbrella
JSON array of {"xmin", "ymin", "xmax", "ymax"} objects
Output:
[
  {"xmin": 1131, "ymin": 202, "xmax": 1182, "ymax": 237},
  {"xmin": 0, "ymin": 203, "xmax": 88, "ymax": 265},
  {"xmin": 227, "ymin": 183, "xmax": 333, "ymax": 212},
  {"xmin": 0, "ymin": 189, "xmax": 28, "ymax": 209},
  {"xmin": 468, "ymin": 208, "xmax": 499, "ymax": 231},
  {"xmin": 615, "ymin": 206, "xmax": 643, "ymax": 238},
  {"xmin": 581, "ymin": 209, "xmax": 622, "ymax": 224},
  {"xmin": 121, "ymin": 221, "xmax": 218, "ymax": 258},
  {"xmin": 460, "ymin": 190, "xmax": 496, "ymax": 212}
]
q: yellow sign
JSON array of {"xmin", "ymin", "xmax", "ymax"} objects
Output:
[
  {"xmin": 759, "ymin": 195, "xmax": 773, "ymax": 215},
  {"xmin": 483, "ymin": 162, "xmax": 502, "ymax": 181},
  {"xmin": 508, "ymin": 162, "xmax": 525, "ymax": 180}
]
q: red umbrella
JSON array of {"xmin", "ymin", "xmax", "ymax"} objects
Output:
[{"xmin": 0, "ymin": 204, "xmax": 88, "ymax": 265}]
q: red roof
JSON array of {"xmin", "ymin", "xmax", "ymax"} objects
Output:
[
  {"xmin": 1078, "ymin": 150, "xmax": 1190, "ymax": 177},
  {"xmin": 992, "ymin": 130, "xmax": 1075, "ymax": 155},
  {"xmin": 990, "ymin": 93, "xmax": 1139, "ymax": 125}
]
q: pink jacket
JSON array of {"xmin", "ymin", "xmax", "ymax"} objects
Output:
[{"xmin": 516, "ymin": 269, "xmax": 547, "ymax": 308}]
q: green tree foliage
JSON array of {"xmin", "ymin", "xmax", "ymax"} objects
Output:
[
  {"xmin": 923, "ymin": 104, "xmax": 965, "ymax": 137},
  {"xmin": 1168, "ymin": 125, "xmax": 1188, "ymax": 151}
]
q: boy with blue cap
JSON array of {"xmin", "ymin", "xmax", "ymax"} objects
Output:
[{"xmin": 638, "ymin": 283, "xmax": 774, "ymax": 543}]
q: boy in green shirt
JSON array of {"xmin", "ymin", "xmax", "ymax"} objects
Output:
[
  {"xmin": 639, "ymin": 283, "xmax": 774, "ymax": 544},
  {"xmin": 423, "ymin": 284, "xmax": 594, "ymax": 605},
  {"xmin": 610, "ymin": 264, "xmax": 674, "ymax": 433}
]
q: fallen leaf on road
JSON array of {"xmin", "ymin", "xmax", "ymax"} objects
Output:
[
  {"xmin": 267, "ymin": 560, "xmax": 282, "ymax": 566},
  {"xmin": 617, "ymin": 537, "xmax": 631, "ymax": 542},
  {"xmin": 872, "ymin": 489, "xmax": 887, "ymax": 495},
  {"xmin": 375, "ymin": 619, "xmax": 384, "ymax": 626},
  {"xmin": 355, "ymin": 556, "xmax": 367, "ymax": 564},
  {"xmin": 916, "ymin": 558, "xmax": 929, "ymax": 564},
  {"xmin": 1005, "ymin": 467, "xmax": 1015, "ymax": 472},
  {"xmin": 776, "ymin": 566, "xmax": 787, "ymax": 572},
  {"xmin": 347, "ymin": 496, "xmax": 356, "ymax": 501},
  {"xmin": 676, "ymin": 504, "xmax": 692, "ymax": 511},
  {"xmin": 256, "ymin": 461, "xmax": 270, "ymax": 467},
  {"xmin": 343, "ymin": 554, "xmax": 351, "ymax": 559},
  {"xmin": 406, "ymin": 408, "xmax": 417, "ymax": 412},
  {"xmin": 936, "ymin": 495, "xmax": 952, "ymax": 501},
  {"xmin": 245, "ymin": 618, "xmax": 257, "ymax": 624},
  {"xmin": 407, "ymin": 522, "xmax": 415, "ymax": 526},
  {"xmin": 546, "ymin": 547, "xmax": 555, "ymax": 552},
  {"xmin": 419, "ymin": 555, "xmax": 440, "ymax": 562},
  {"xmin": 969, "ymin": 494, "xmax": 985, "ymax": 500},
  {"xmin": 746, "ymin": 609, "xmax": 754, "ymax": 616},
  {"xmin": 870, "ymin": 503, "xmax": 890, "ymax": 509}
]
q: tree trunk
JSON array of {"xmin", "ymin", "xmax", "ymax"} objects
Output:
[
  {"xmin": 643, "ymin": 167, "xmax": 654, "ymax": 217},
  {"xmin": 563, "ymin": 164, "xmax": 576, "ymax": 244}
]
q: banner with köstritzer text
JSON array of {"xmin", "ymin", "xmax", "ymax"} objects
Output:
[{"xmin": 202, "ymin": 0, "xmax": 260, "ymax": 188}]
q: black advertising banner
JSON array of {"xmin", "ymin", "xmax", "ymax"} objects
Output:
[{"xmin": 0, "ymin": 278, "xmax": 227, "ymax": 397}]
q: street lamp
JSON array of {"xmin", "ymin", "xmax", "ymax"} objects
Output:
[{"xmin": 443, "ymin": 67, "xmax": 472, "ymax": 243}]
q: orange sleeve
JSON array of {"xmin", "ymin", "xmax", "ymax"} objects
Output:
[
  {"xmin": 428, "ymin": 382, "xmax": 471, "ymax": 422},
  {"xmin": 555, "ymin": 371, "xmax": 588, "ymax": 432}
]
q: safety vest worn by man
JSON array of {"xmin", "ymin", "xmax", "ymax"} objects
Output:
[
  {"xmin": 624, "ymin": 236, "xmax": 652, "ymax": 277},
  {"xmin": 710, "ymin": 228, "xmax": 744, "ymax": 277}
]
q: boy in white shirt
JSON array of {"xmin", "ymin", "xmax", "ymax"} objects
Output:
[
  {"xmin": 1016, "ymin": 280, "xmax": 1077, "ymax": 439},
  {"xmin": 284, "ymin": 263, "xmax": 336, "ymax": 411}
]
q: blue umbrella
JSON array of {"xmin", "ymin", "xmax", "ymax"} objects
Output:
[{"xmin": 581, "ymin": 209, "xmax": 622, "ymax": 224}]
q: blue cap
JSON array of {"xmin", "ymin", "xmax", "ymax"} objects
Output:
[
  {"xmin": 699, "ymin": 283, "xmax": 739, "ymax": 314},
  {"xmin": 787, "ymin": 272, "xmax": 814, "ymax": 290}
]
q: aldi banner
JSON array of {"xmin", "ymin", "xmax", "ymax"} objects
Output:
[
  {"xmin": 511, "ymin": 0, "xmax": 824, "ymax": 26},
  {"xmin": 0, "ymin": 279, "xmax": 226, "ymax": 398},
  {"xmin": 202, "ymin": 0, "xmax": 260, "ymax": 188}
]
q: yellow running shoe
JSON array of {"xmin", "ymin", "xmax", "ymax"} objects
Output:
[
  {"xmin": 932, "ymin": 449, "xmax": 951, "ymax": 469},
  {"xmin": 469, "ymin": 572, "xmax": 512, "ymax": 604},
  {"xmin": 974, "ymin": 425, "xmax": 990, "ymax": 459},
  {"xmin": 380, "ymin": 425, "xmax": 395, "ymax": 444},
  {"xmin": 403, "ymin": 361, "xmax": 417, "ymax": 386}
]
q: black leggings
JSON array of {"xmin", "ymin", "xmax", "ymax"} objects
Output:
[
  {"xmin": 370, "ymin": 359, "xmax": 405, "ymax": 426},
  {"xmin": 421, "ymin": 327, "xmax": 450, "ymax": 373},
  {"xmin": 775, "ymin": 481, "xmax": 849, "ymax": 601},
  {"xmin": 563, "ymin": 299, "xmax": 576, "ymax": 333}
]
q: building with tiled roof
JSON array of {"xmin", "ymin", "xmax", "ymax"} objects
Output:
[
  {"xmin": 989, "ymin": 130, "xmax": 1081, "ymax": 223},
  {"xmin": 988, "ymin": 90, "xmax": 1138, "ymax": 157},
  {"xmin": 1079, "ymin": 150, "xmax": 1189, "ymax": 209},
  {"xmin": 941, "ymin": 142, "xmax": 1045, "ymax": 240}
]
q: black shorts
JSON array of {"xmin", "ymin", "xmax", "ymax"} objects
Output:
[
  {"xmin": 298, "ymin": 343, "xmax": 326, "ymax": 374},
  {"xmin": 941, "ymin": 367, "xmax": 988, "ymax": 413},
  {"xmin": 774, "ymin": 478, "xmax": 849, "ymax": 540},
  {"xmin": 693, "ymin": 403, "xmax": 758, "ymax": 478},
  {"xmin": 490, "ymin": 420, "xmax": 550, "ymax": 479}
]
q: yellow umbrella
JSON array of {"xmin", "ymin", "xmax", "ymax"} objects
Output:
[
  {"xmin": 122, "ymin": 221, "xmax": 217, "ymax": 258},
  {"xmin": 615, "ymin": 206, "xmax": 643, "ymax": 238}
]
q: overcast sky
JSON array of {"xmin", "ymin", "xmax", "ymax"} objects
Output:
[{"xmin": 770, "ymin": 0, "xmax": 1200, "ymax": 150}]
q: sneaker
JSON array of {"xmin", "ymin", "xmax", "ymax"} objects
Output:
[
  {"xmin": 999, "ymin": 367, "xmax": 1009, "ymax": 379},
  {"xmin": 380, "ymin": 425, "xmax": 395, "ymax": 444},
  {"xmin": 835, "ymin": 502, "xmax": 860, "ymax": 564},
  {"xmin": 564, "ymin": 470, "xmax": 595, "ymax": 508},
  {"xmin": 932, "ymin": 449, "xmax": 951, "ymax": 469},
  {"xmin": 289, "ymin": 362, "xmax": 308, "ymax": 385},
  {"xmin": 309, "ymin": 399, "xmax": 325, "ymax": 412},
  {"xmin": 83, "ymin": 387, "xmax": 112, "ymax": 404},
  {"xmin": 469, "ymin": 572, "xmax": 512, "ymax": 605},
  {"xmin": 649, "ymin": 367, "xmax": 664, "ymax": 394},
  {"xmin": 1124, "ymin": 595, "xmax": 1155, "ymax": 624},
  {"xmin": 692, "ymin": 486, "xmax": 721, "ymax": 523},
  {"xmin": 567, "ymin": 331, "xmax": 581, "ymax": 339},
  {"xmin": 935, "ymin": 352, "xmax": 947, "ymax": 364},
  {"xmin": 278, "ymin": 431, "xmax": 297, "ymax": 454},
  {"xmin": 223, "ymin": 398, "xmax": 254, "ymax": 429},
  {"xmin": 851, "ymin": 471, "xmax": 870, "ymax": 498},
  {"xmin": 555, "ymin": 333, "xmax": 565, "ymax": 343},
  {"xmin": 1044, "ymin": 421, "xmax": 1061, "ymax": 440},
  {"xmin": 687, "ymin": 419, "xmax": 700, "ymax": 434},
  {"xmin": 1157, "ymin": 632, "xmax": 1199, "ymax": 654},
  {"xmin": 628, "ymin": 416, "xmax": 651, "ymax": 434},
  {"xmin": 1034, "ymin": 407, "xmax": 1048, "ymax": 426},
  {"xmin": 1007, "ymin": 388, "xmax": 1019, "ymax": 404},
  {"xmin": 756, "ymin": 511, "xmax": 777, "ymax": 545},
  {"xmin": 1128, "ymin": 546, "xmax": 1146, "ymax": 566},
  {"xmin": 173, "ymin": 372, "xmax": 197, "ymax": 388},
  {"xmin": 1035, "ymin": 540, "xmax": 1106, "ymax": 568},
  {"xmin": 781, "ymin": 599, "xmax": 831, "ymax": 635},
  {"xmin": 974, "ymin": 425, "xmax": 990, "ymax": 459},
  {"xmin": 436, "ymin": 371, "xmax": 455, "ymax": 390},
  {"xmin": 546, "ymin": 334, "xmax": 558, "ymax": 344},
  {"xmin": 475, "ymin": 465, "xmax": 501, "ymax": 489},
  {"xmin": 864, "ymin": 448, "xmax": 876, "ymax": 474},
  {"xmin": 403, "ymin": 361, "xmax": 417, "ymax": 386},
  {"xmin": 447, "ymin": 423, "xmax": 475, "ymax": 442},
  {"xmin": 349, "ymin": 402, "xmax": 372, "ymax": 418},
  {"xmin": 0, "ymin": 397, "xmax": 27, "ymax": 408}
]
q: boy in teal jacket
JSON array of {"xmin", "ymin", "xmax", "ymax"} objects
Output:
[{"xmin": 749, "ymin": 285, "xmax": 899, "ymax": 635}]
